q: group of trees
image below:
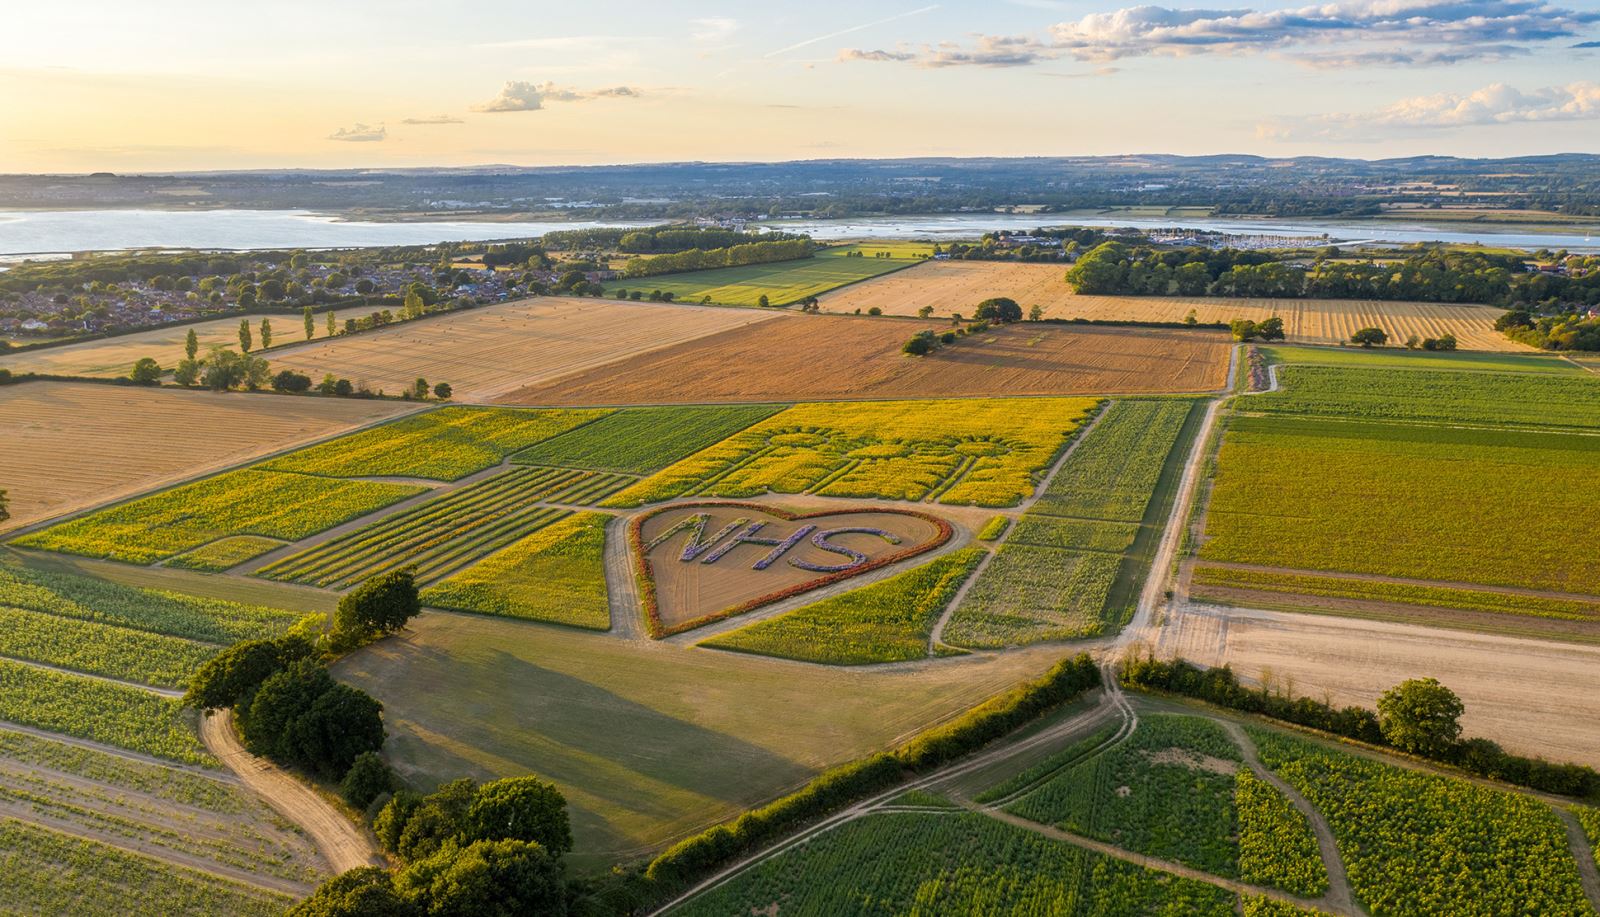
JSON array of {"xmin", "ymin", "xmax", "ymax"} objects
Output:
[
  {"xmin": 541, "ymin": 224, "xmax": 806, "ymax": 254},
  {"xmin": 1497, "ymin": 309, "xmax": 1600, "ymax": 351},
  {"xmin": 293, "ymin": 775, "xmax": 574, "ymax": 917},
  {"xmin": 1066, "ymin": 241, "xmax": 1600, "ymax": 310},
  {"xmin": 622, "ymin": 239, "xmax": 813, "ymax": 279},
  {"xmin": 1228, "ymin": 316, "xmax": 1285, "ymax": 342},
  {"xmin": 1122, "ymin": 654, "xmax": 1600, "ymax": 798}
]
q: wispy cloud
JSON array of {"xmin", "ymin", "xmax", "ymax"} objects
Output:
[
  {"xmin": 841, "ymin": 0, "xmax": 1600, "ymax": 69},
  {"xmin": 472, "ymin": 81, "xmax": 644, "ymax": 113},
  {"xmin": 400, "ymin": 114, "xmax": 463, "ymax": 125},
  {"xmin": 767, "ymin": 5, "xmax": 940, "ymax": 58},
  {"xmin": 328, "ymin": 123, "xmax": 385, "ymax": 142},
  {"xmin": 1261, "ymin": 81, "xmax": 1600, "ymax": 140}
]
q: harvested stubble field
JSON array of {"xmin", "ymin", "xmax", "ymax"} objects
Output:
[
  {"xmin": 333, "ymin": 611, "xmax": 1071, "ymax": 871},
  {"xmin": 0, "ymin": 306, "xmax": 377, "ymax": 378},
  {"xmin": 0, "ymin": 381, "xmax": 412, "ymax": 533},
  {"xmin": 262, "ymin": 296, "xmax": 778, "ymax": 402},
  {"xmin": 497, "ymin": 315, "xmax": 1231, "ymax": 405},
  {"xmin": 612, "ymin": 244, "xmax": 930, "ymax": 307},
  {"xmin": 818, "ymin": 260, "xmax": 1523, "ymax": 351}
]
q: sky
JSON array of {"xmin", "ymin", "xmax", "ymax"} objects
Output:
[{"xmin": 3, "ymin": 0, "xmax": 1599, "ymax": 172}]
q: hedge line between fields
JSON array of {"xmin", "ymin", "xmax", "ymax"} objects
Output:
[{"xmin": 642, "ymin": 653, "xmax": 1101, "ymax": 890}]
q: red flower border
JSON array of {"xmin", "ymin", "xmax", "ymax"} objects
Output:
[{"xmin": 628, "ymin": 501, "xmax": 953, "ymax": 639}]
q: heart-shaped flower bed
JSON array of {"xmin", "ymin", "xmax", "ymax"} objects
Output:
[{"xmin": 629, "ymin": 501, "xmax": 952, "ymax": 638}]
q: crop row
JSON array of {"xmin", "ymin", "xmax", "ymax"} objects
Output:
[
  {"xmin": 14, "ymin": 469, "xmax": 424, "ymax": 565},
  {"xmin": 1253, "ymin": 365, "xmax": 1600, "ymax": 429},
  {"xmin": 1033, "ymin": 400, "xmax": 1196, "ymax": 522},
  {"xmin": 1006, "ymin": 714, "xmax": 1244, "ymax": 878},
  {"xmin": 164, "ymin": 536, "xmax": 286, "ymax": 573},
  {"xmin": 1192, "ymin": 564, "xmax": 1600, "ymax": 622},
  {"xmin": 1234, "ymin": 767, "xmax": 1329, "ymax": 897},
  {"xmin": 0, "ymin": 605, "xmax": 220, "ymax": 689},
  {"xmin": 0, "ymin": 563, "xmax": 307, "ymax": 645},
  {"xmin": 258, "ymin": 466, "xmax": 597, "ymax": 588},
  {"xmin": 1007, "ymin": 516, "xmax": 1140, "ymax": 553},
  {"xmin": 0, "ymin": 727, "xmax": 244, "ymax": 813},
  {"xmin": 0, "ymin": 658, "xmax": 214, "ymax": 767},
  {"xmin": 606, "ymin": 397, "xmax": 1100, "ymax": 509},
  {"xmin": 262, "ymin": 405, "xmax": 610, "ymax": 481},
  {"xmin": 0, "ymin": 817, "xmax": 290, "ymax": 917},
  {"xmin": 701, "ymin": 547, "xmax": 986, "ymax": 665},
  {"xmin": 419, "ymin": 512, "xmax": 611, "ymax": 629},
  {"xmin": 667, "ymin": 810, "xmax": 1237, "ymax": 916},
  {"xmin": 943, "ymin": 544, "xmax": 1123, "ymax": 647},
  {"xmin": 1249, "ymin": 726, "xmax": 1591, "ymax": 916},
  {"xmin": 511, "ymin": 404, "xmax": 783, "ymax": 474},
  {"xmin": 1200, "ymin": 414, "xmax": 1600, "ymax": 595}
]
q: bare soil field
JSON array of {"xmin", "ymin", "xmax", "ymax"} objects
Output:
[
  {"xmin": 498, "ymin": 315, "xmax": 1230, "ymax": 405},
  {"xmin": 0, "ymin": 306, "xmax": 378, "ymax": 378},
  {"xmin": 819, "ymin": 261, "xmax": 1525, "ymax": 352},
  {"xmin": 636, "ymin": 503, "xmax": 949, "ymax": 634},
  {"xmin": 264, "ymin": 297, "xmax": 778, "ymax": 402},
  {"xmin": 1149, "ymin": 602, "xmax": 1600, "ymax": 768},
  {"xmin": 0, "ymin": 382, "xmax": 413, "ymax": 533}
]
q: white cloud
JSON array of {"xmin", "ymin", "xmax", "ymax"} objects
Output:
[
  {"xmin": 472, "ymin": 81, "xmax": 644, "ymax": 113},
  {"xmin": 327, "ymin": 123, "xmax": 385, "ymax": 142},
  {"xmin": 1261, "ymin": 81, "xmax": 1600, "ymax": 140},
  {"xmin": 841, "ymin": 35, "xmax": 1054, "ymax": 67},
  {"xmin": 400, "ymin": 114, "xmax": 463, "ymax": 125}
]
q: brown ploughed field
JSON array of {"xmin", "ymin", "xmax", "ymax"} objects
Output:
[
  {"xmin": 497, "ymin": 314, "xmax": 1231, "ymax": 405},
  {"xmin": 0, "ymin": 381, "xmax": 414, "ymax": 532},
  {"xmin": 819, "ymin": 260, "xmax": 1524, "ymax": 351}
]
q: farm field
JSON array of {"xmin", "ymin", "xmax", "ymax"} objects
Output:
[
  {"xmin": 1252, "ymin": 364, "xmax": 1600, "ymax": 428},
  {"xmin": 1250, "ymin": 727, "xmax": 1592, "ymax": 916},
  {"xmin": 700, "ymin": 546, "xmax": 986, "ymax": 664},
  {"xmin": 496, "ymin": 316, "xmax": 1232, "ymax": 405},
  {"xmin": 261, "ymin": 295, "xmax": 779, "ymax": 402},
  {"xmin": 606, "ymin": 396, "xmax": 1101, "ymax": 509},
  {"xmin": 665, "ymin": 811, "xmax": 1238, "ymax": 916},
  {"xmin": 332, "ymin": 610, "xmax": 1070, "ymax": 871},
  {"xmin": 945, "ymin": 400, "xmax": 1200, "ymax": 647},
  {"xmin": 510, "ymin": 404, "xmax": 784, "ymax": 473},
  {"xmin": 1199, "ymin": 414, "xmax": 1600, "ymax": 596},
  {"xmin": 611, "ymin": 243, "xmax": 931, "ymax": 307},
  {"xmin": 1260, "ymin": 343, "xmax": 1583, "ymax": 375},
  {"xmin": 0, "ymin": 381, "xmax": 412, "ymax": 533},
  {"xmin": 0, "ymin": 305, "xmax": 377, "ymax": 378},
  {"xmin": 817, "ymin": 259, "xmax": 1526, "ymax": 350},
  {"xmin": 419, "ymin": 511, "xmax": 610, "ymax": 629}
]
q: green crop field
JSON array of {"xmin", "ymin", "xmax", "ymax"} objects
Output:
[
  {"xmin": 1261, "ymin": 344, "xmax": 1585, "ymax": 375},
  {"xmin": 1234, "ymin": 767, "xmax": 1328, "ymax": 897},
  {"xmin": 607, "ymin": 396, "xmax": 1099, "ymax": 509},
  {"xmin": 255, "ymin": 465, "xmax": 627, "ymax": 588},
  {"xmin": 262, "ymin": 405, "xmax": 609, "ymax": 480},
  {"xmin": 419, "ymin": 511, "xmax": 611, "ymax": 629},
  {"xmin": 165, "ymin": 536, "xmax": 287, "ymax": 572},
  {"xmin": 1006, "ymin": 714, "xmax": 1246, "ymax": 877},
  {"xmin": 945, "ymin": 399, "xmax": 1200, "ymax": 646},
  {"xmin": 0, "ymin": 605, "xmax": 218, "ymax": 689},
  {"xmin": 0, "ymin": 658, "xmax": 213, "ymax": 766},
  {"xmin": 666, "ymin": 811, "xmax": 1237, "ymax": 916},
  {"xmin": 0, "ymin": 817, "xmax": 291, "ymax": 917},
  {"xmin": 613, "ymin": 244, "xmax": 932, "ymax": 307},
  {"xmin": 1252, "ymin": 365, "xmax": 1600, "ymax": 428},
  {"xmin": 701, "ymin": 547, "xmax": 985, "ymax": 665},
  {"xmin": 511, "ymin": 404, "xmax": 784, "ymax": 474},
  {"xmin": 1201, "ymin": 414, "xmax": 1600, "ymax": 596},
  {"xmin": 14, "ymin": 469, "xmax": 424, "ymax": 565},
  {"xmin": 1250, "ymin": 728, "xmax": 1591, "ymax": 916}
]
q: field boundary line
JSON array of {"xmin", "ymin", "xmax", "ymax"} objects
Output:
[
  {"xmin": 1193, "ymin": 560, "xmax": 1600, "ymax": 605},
  {"xmin": 0, "ymin": 720, "xmax": 236, "ymax": 781},
  {"xmin": 0, "ymin": 653, "xmax": 185, "ymax": 698}
]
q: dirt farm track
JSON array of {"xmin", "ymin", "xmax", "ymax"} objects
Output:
[{"xmin": 818, "ymin": 261, "xmax": 1528, "ymax": 352}]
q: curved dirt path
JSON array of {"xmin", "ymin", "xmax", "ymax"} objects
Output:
[
  {"xmin": 1222, "ymin": 720, "xmax": 1362, "ymax": 915},
  {"xmin": 200, "ymin": 710, "xmax": 384, "ymax": 875},
  {"xmin": 1555, "ymin": 807, "xmax": 1600, "ymax": 912}
]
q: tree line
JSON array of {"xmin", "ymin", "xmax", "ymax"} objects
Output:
[
  {"xmin": 541, "ymin": 224, "xmax": 807, "ymax": 254},
  {"xmin": 621, "ymin": 239, "xmax": 814, "ymax": 279}
]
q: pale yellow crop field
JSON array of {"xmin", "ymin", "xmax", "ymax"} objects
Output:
[
  {"xmin": 0, "ymin": 381, "xmax": 414, "ymax": 533},
  {"xmin": 0, "ymin": 306, "xmax": 377, "ymax": 378},
  {"xmin": 819, "ymin": 260, "xmax": 1529, "ymax": 352},
  {"xmin": 264, "ymin": 296, "xmax": 779, "ymax": 402}
]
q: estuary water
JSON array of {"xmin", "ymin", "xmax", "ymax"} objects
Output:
[{"xmin": 1, "ymin": 207, "xmax": 1597, "ymax": 256}]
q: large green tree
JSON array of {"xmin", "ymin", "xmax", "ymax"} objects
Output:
[
  {"xmin": 335, "ymin": 569, "xmax": 421, "ymax": 647},
  {"xmin": 287, "ymin": 867, "xmax": 416, "ymax": 917},
  {"xmin": 394, "ymin": 839, "xmax": 565, "ymax": 917},
  {"xmin": 1378, "ymin": 677, "xmax": 1464, "ymax": 758},
  {"xmin": 464, "ymin": 777, "xmax": 572, "ymax": 857}
]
